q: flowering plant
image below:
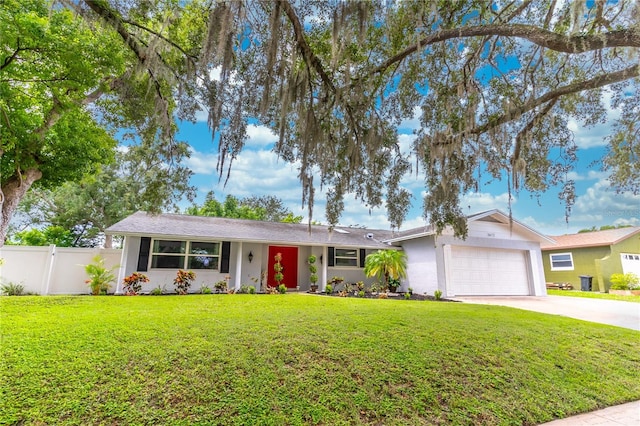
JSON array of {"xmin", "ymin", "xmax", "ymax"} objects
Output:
[
  {"xmin": 123, "ymin": 272, "xmax": 149, "ymax": 295},
  {"xmin": 174, "ymin": 269, "xmax": 196, "ymax": 295}
]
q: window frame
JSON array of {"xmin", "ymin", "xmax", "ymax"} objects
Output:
[
  {"xmin": 549, "ymin": 252, "xmax": 574, "ymax": 271},
  {"xmin": 333, "ymin": 247, "xmax": 359, "ymax": 268},
  {"xmin": 149, "ymin": 239, "xmax": 220, "ymax": 270}
]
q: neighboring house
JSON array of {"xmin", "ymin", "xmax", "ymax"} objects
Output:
[
  {"xmin": 106, "ymin": 209, "xmax": 549, "ymax": 297},
  {"xmin": 541, "ymin": 227, "xmax": 640, "ymax": 292}
]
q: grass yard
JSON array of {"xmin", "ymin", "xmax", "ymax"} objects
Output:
[
  {"xmin": 548, "ymin": 289, "xmax": 640, "ymax": 303},
  {"xmin": 1, "ymin": 295, "xmax": 639, "ymax": 425}
]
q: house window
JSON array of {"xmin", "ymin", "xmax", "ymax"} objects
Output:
[
  {"xmin": 335, "ymin": 248, "xmax": 358, "ymax": 267},
  {"xmin": 622, "ymin": 253, "xmax": 640, "ymax": 261},
  {"xmin": 550, "ymin": 253, "xmax": 574, "ymax": 271},
  {"xmin": 151, "ymin": 240, "xmax": 219, "ymax": 270}
]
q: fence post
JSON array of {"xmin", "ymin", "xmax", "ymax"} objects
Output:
[{"xmin": 42, "ymin": 244, "xmax": 56, "ymax": 295}]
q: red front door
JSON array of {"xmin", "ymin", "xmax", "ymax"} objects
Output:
[{"xmin": 268, "ymin": 246, "xmax": 298, "ymax": 289}]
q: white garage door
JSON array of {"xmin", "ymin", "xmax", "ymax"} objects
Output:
[
  {"xmin": 621, "ymin": 253, "xmax": 640, "ymax": 276},
  {"xmin": 448, "ymin": 246, "xmax": 531, "ymax": 296}
]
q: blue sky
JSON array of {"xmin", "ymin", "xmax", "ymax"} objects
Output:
[{"xmin": 176, "ymin": 94, "xmax": 639, "ymax": 237}]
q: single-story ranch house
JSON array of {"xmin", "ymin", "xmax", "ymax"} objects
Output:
[
  {"xmin": 541, "ymin": 227, "xmax": 640, "ymax": 292},
  {"xmin": 106, "ymin": 209, "xmax": 550, "ymax": 297}
]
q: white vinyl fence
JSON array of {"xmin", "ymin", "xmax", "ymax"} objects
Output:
[{"xmin": 0, "ymin": 245, "xmax": 121, "ymax": 295}]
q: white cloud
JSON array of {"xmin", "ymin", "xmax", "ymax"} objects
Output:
[
  {"xmin": 398, "ymin": 106, "xmax": 422, "ymax": 132},
  {"xmin": 397, "ymin": 133, "xmax": 417, "ymax": 155},
  {"xmin": 184, "ymin": 150, "xmax": 218, "ymax": 175},
  {"xmin": 574, "ymin": 179, "xmax": 640, "ymax": 216},
  {"xmin": 566, "ymin": 170, "xmax": 609, "ymax": 181},
  {"xmin": 459, "ymin": 191, "xmax": 515, "ymax": 214},
  {"xmin": 246, "ymin": 125, "xmax": 278, "ymax": 147},
  {"xmin": 567, "ymin": 90, "xmax": 621, "ymax": 149}
]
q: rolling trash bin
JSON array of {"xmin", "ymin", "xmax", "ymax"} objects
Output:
[{"xmin": 579, "ymin": 275, "xmax": 592, "ymax": 291}]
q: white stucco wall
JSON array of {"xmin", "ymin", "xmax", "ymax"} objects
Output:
[{"xmin": 400, "ymin": 236, "xmax": 438, "ymax": 296}]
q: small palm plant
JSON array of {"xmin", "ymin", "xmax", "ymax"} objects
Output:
[
  {"xmin": 84, "ymin": 255, "xmax": 118, "ymax": 295},
  {"xmin": 364, "ymin": 249, "xmax": 407, "ymax": 291}
]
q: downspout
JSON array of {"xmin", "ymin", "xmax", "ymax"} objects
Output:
[
  {"xmin": 115, "ymin": 235, "xmax": 128, "ymax": 295},
  {"xmin": 235, "ymin": 241, "xmax": 243, "ymax": 291}
]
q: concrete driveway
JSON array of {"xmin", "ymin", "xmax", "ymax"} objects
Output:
[{"xmin": 453, "ymin": 296, "xmax": 640, "ymax": 331}]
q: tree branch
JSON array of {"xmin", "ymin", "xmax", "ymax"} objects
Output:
[
  {"xmin": 277, "ymin": 0, "xmax": 335, "ymax": 93},
  {"xmin": 366, "ymin": 24, "xmax": 640, "ymax": 78},
  {"xmin": 443, "ymin": 64, "xmax": 640, "ymax": 144}
]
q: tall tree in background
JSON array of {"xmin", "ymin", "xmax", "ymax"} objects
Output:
[
  {"xmin": 80, "ymin": 0, "xmax": 638, "ymax": 236},
  {"xmin": 10, "ymin": 146, "xmax": 195, "ymax": 247},
  {"xmin": 0, "ymin": 0, "xmax": 195, "ymax": 246},
  {"xmin": 186, "ymin": 192, "xmax": 302, "ymax": 223},
  {"xmin": 3, "ymin": 1, "xmax": 639, "ymax": 243}
]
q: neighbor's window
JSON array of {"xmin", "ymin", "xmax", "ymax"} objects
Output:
[
  {"xmin": 151, "ymin": 240, "xmax": 219, "ymax": 270},
  {"xmin": 550, "ymin": 253, "xmax": 574, "ymax": 271},
  {"xmin": 335, "ymin": 248, "xmax": 358, "ymax": 267}
]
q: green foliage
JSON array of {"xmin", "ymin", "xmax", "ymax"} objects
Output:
[
  {"xmin": 174, "ymin": 270, "xmax": 196, "ymax": 295},
  {"xmin": 610, "ymin": 273, "xmax": 640, "ymax": 291},
  {"xmin": 11, "ymin": 146, "xmax": 195, "ymax": 248},
  {"xmin": 358, "ymin": 290, "xmax": 365, "ymax": 297},
  {"xmin": 364, "ymin": 250, "xmax": 408, "ymax": 289},
  {"xmin": 273, "ymin": 253, "xmax": 284, "ymax": 286},
  {"xmin": 186, "ymin": 192, "xmax": 300, "ymax": 223},
  {"xmin": 149, "ymin": 286, "xmax": 164, "ymax": 296},
  {"xmin": 325, "ymin": 284, "xmax": 333, "ymax": 294},
  {"xmin": 434, "ymin": 289, "xmax": 443, "ymax": 301},
  {"xmin": 84, "ymin": 255, "xmax": 118, "ymax": 295},
  {"xmin": 308, "ymin": 255, "xmax": 318, "ymax": 285},
  {"xmin": 407, "ymin": 287, "xmax": 413, "ymax": 295},
  {"xmin": 8, "ymin": 226, "xmax": 74, "ymax": 247},
  {"xmin": 248, "ymin": 285, "xmax": 256, "ymax": 294},
  {"xmin": 0, "ymin": 282, "xmax": 25, "ymax": 296},
  {"xmin": 578, "ymin": 225, "xmax": 633, "ymax": 233},
  {"xmin": 278, "ymin": 284, "xmax": 287, "ymax": 294},
  {"xmin": 214, "ymin": 280, "xmax": 228, "ymax": 293},
  {"xmin": 201, "ymin": 285, "xmax": 212, "ymax": 294},
  {"xmin": 122, "ymin": 273, "xmax": 149, "ymax": 296},
  {"xmin": 548, "ymin": 289, "xmax": 640, "ymax": 303},
  {"xmin": 404, "ymin": 292, "xmax": 411, "ymax": 300}
]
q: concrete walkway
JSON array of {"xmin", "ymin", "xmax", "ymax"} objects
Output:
[
  {"xmin": 539, "ymin": 400, "xmax": 640, "ymax": 425},
  {"xmin": 453, "ymin": 295, "xmax": 640, "ymax": 331}
]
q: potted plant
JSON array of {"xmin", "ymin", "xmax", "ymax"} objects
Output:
[
  {"xmin": 273, "ymin": 252, "xmax": 284, "ymax": 288},
  {"xmin": 308, "ymin": 255, "xmax": 319, "ymax": 292}
]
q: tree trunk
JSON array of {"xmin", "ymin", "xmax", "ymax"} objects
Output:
[
  {"xmin": 104, "ymin": 233, "xmax": 113, "ymax": 249},
  {"xmin": 0, "ymin": 169, "xmax": 43, "ymax": 246}
]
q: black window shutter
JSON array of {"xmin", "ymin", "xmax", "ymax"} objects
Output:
[
  {"xmin": 359, "ymin": 249, "xmax": 366, "ymax": 268},
  {"xmin": 220, "ymin": 241, "xmax": 231, "ymax": 273},
  {"xmin": 328, "ymin": 247, "xmax": 335, "ymax": 267},
  {"xmin": 137, "ymin": 237, "xmax": 151, "ymax": 272}
]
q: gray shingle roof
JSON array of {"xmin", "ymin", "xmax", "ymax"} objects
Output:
[{"xmin": 106, "ymin": 212, "xmax": 394, "ymax": 248}]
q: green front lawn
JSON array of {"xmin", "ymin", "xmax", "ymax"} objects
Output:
[
  {"xmin": 548, "ymin": 289, "xmax": 640, "ymax": 303},
  {"xmin": 1, "ymin": 295, "xmax": 639, "ymax": 425}
]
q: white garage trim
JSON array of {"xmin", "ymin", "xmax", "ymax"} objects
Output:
[
  {"xmin": 621, "ymin": 253, "xmax": 640, "ymax": 276},
  {"xmin": 446, "ymin": 245, "xmax": 532, "ymax": 296}
]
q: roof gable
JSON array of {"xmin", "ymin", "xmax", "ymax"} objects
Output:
[
  {"xmin": 385, "ymin": 209, "xmax": 552, "ymax": 244},
  {"xmin": 541, "ymin": 227, "xmax": 640, "ymax": 250}
]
